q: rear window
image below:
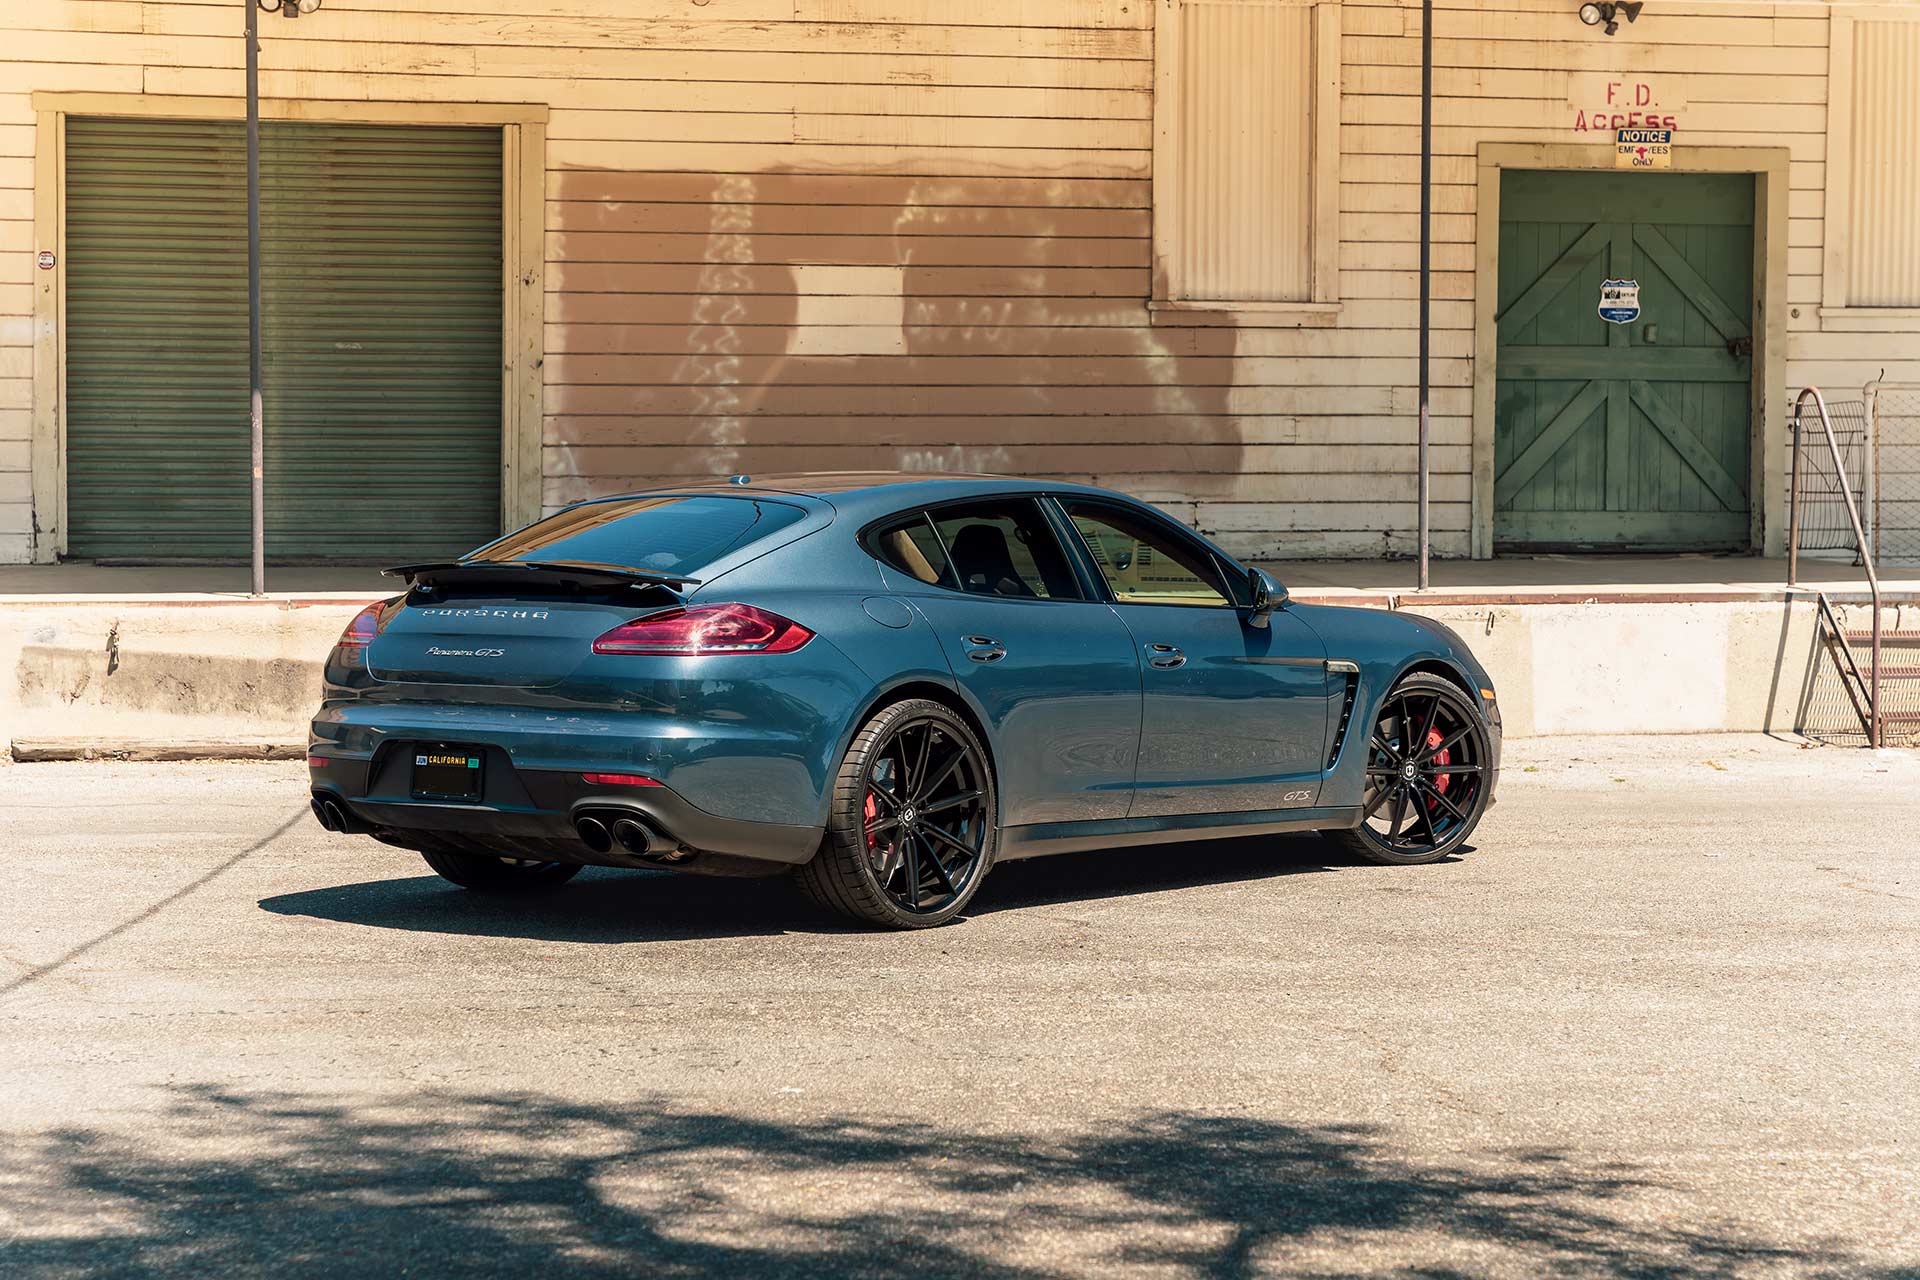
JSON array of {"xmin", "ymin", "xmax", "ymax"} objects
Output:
[{"xmin": 470, "ymin": 496, "xmax": 807, "ymax": 576}]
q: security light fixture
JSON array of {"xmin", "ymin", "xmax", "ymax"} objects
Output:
[
  {"xmin": 1579, "ymin": 1, "xmax": 1642, "ymax": 36},
  {"xmin": 258, "ymin": 0, "xmax": 321, "ymax": 15}
]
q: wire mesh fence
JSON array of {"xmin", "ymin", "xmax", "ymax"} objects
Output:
[
  {"xmin": 1785, "ymin": 391, "xmax": 1920, "ymax": 747},
  {"xmin": 1868, "ymin": 384, "xmax": 1920, "ymax": 565},
  {"xmin": 1794, "ymin": 602, "xmax": 1920, "ymax": 749},
  {"xmin": 1787, "ymin": 399, "xmax": 1869, "ymax": 558}
]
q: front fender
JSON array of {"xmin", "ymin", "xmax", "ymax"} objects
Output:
[{"xmin": 1290, "ymin": 603, "xmax": 1501, "ymax": 810}]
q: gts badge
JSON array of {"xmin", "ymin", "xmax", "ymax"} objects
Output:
[
  {"xmin": 1282, "ymin": 789, "xmax": 1314, "ymax": 804},
  {"xmin": 427, "ymin": 646, "xmax": 506, "ymax": 658}
]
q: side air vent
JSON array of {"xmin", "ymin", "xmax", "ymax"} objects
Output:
[{"xmin": 1325, "ymin": 660, "xmax": 1361, "ymax": 769}]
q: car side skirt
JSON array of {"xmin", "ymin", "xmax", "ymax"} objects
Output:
[{"xmin": 996, "ymin": 805, "xmax": 1365, "ymax": 860}]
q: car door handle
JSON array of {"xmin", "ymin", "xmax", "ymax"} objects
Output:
[
  {"xmin": 963, "ymin": 635, "xmax": 1006, "ymax": 663},
  {"xmin": 1146, "ymin": 643, "xmax": 1186, "ymax": 670}
]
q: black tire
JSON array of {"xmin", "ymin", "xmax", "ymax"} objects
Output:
[
  {"xmin": 420, "ymin": 848, "xmax": 583, "ymax": 892},
  {"xmin": 1325, "ymin": 672, "xmax": 1492, "ymax": 866},
  {"xmin": 795, "ymin": 698, "xmax": 997, "ymax": 929}
]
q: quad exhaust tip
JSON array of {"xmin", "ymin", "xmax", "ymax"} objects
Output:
[
  {"xmin": 611, "ymin": 817, "xmax": 665, "ymax": 856},
  {"xmin": 310, "ymin": 796, "xmax": 350, "ymax": 833},
  {"xmin": 575, "ymin": 810, "xmax": 692, "ymax": 864},
  {"xmin": 574, "ymin": 814, "xmax": 613, "ymax": 854}
]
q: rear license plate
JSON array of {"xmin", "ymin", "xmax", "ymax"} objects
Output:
[{"xmin": 411, "ymin": 746, "xmax": 484, "ymax": 801}]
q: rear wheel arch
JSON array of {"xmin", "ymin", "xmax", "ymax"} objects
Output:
[{"xmin": 843, "ymin": 678, "xmax": 999, "ymax": 793}]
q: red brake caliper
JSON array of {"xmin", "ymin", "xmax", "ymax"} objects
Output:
[
  {"xmin": 864, "ymin": 792, "xmax": 879, "ymax": 849},
  {"xmin": 1427, "ymin": 728, "xmax": 1452, "ymax": 797}
]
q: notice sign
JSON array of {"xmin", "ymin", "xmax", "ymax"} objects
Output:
[
  {"xmin": 1599, "ymin": 279, "xmax": 1641, "ymax": 324},
  {"xmin": 1616, "ymin": 127, "xmax": 1673, "ymax": 169}
]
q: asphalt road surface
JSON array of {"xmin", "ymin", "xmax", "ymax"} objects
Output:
[{"xmin": 1, "ymin": 736, "xmax": 1915, "ymax": 1279}]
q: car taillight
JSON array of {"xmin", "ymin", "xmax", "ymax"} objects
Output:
[
  {"xmin": 334, "ymin": 600, "xmax": 396, "ymax": 653},
  {"xmin": 592, "ymin": 604, "xmax": 813, "ymax": 656}
]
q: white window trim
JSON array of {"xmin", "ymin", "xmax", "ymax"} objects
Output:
[
  {"xmin": 1821, "ymin": 3, "xmax": 1920, "ymax": 330},
  {"xmin": 1150, "ymin": 0, "xmax": 1342, "ymax": 324}
]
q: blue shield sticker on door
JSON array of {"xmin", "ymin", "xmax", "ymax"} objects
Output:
[{"xmin": 1598, "ymin": 278, "xmax": 1641, "ymax": 324}]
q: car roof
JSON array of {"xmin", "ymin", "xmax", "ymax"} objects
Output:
[{"xmin": 591, "ymin": 472, "xmax": 1126, "ymax": 520}]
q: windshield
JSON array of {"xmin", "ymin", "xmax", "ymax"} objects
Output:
[{"xmin": 468, "ymin": 496, "xmax": 807, "ymax": 576}]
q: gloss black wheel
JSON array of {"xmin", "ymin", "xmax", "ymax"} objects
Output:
[
  {"xmin": 796, "ymin": 698, "xmax": 996, "ymax": 929},
  {"xmin": 1327, "ymin": 673, "xmax": 1490, "ymax": 866}
]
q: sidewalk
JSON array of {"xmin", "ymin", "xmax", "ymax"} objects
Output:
[
  {"xmin": 1265, "ymin": 553, "xmax": 1913, "ymax": 606},
  {"xmin": 0, "ymin": 553, "xmax": 1909, "ymax": 606},
  {"xmin": 0, "ymin": 564, "xmax": 389, "ymax": 602}
]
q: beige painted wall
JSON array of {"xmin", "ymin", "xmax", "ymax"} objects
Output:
[{"xmin": 0, "ymin": 0, "xmax": 1910, "ymax": 566}]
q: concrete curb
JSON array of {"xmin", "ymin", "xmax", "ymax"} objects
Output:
[{"xmin": 9, "ymin": 739, "xmax": 305, "ymax": 763}]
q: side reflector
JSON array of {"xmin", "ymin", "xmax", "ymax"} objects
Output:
[
  {"xmin": 582, "ymin": 772, "xmax": 664, "ymax": 788},
  {"xmin": 307, "ymin": 756, "xmax": 329, "ymax": 769}
]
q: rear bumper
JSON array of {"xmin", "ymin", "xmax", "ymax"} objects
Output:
[
  {"xmin": 311, "ymin": 697, "xmax": 842, "ymax": 828},
  {"xmin": 308, "ymin": 744, "xmax": 821, "ymax": 869}
]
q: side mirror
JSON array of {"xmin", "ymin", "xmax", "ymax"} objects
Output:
[{"xmin": 1246, "ymin": 567, "xmax": 1285, "ymax": 628}]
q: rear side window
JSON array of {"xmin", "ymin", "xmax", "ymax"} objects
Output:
[
  {"xmin": 872, "ymin": 514, "xmax": 956, "ymax": 589},
  {"xmin": 930, "ymin": 500, "xmax": 1081, "ymax": 600},
  {"xmin": 471, "ymin": 496, "xmax": 806, "ymax": 577}
]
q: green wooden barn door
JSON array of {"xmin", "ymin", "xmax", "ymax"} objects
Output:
[
  {"xmin": 64, "ymin": 117, "xmax": 502, "ymax": 562},
  {"xmin": 1494, "ymin": 171, "xmax": 1754, "ymax": 551}
]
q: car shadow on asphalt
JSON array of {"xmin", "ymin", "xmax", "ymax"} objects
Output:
[
  {"xmin": 3, "ymin": 1083, "xmax": 1902, "ymax": 1279},
  {"xmin": 256, "ymin": 835, "xmax": 1458, "ymax": 943},
  {"xmin": 970, "ymin": 833, "xmax": 1465, "ymax": 916}
]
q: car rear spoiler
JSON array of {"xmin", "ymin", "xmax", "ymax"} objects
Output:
[{"xmin": 385, "ymin": 559, "xmax": 703, "ymax": 591}]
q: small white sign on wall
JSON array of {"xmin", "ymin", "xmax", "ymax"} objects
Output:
[{"xmin": 1599, "ymin": 278, "xmax": 1641, "ymax": 324}]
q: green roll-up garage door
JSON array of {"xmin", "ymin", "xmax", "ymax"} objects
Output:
[{"xmin": 64, "ymin": 117, "xmax": 503, "ymax": 562}]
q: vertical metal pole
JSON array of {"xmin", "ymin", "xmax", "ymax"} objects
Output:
[
  {"xmin": 1787, "ymin": 415, "xmax": 1801, "ymax": 588},
  {"xmin": 246, "ymin": 0, "xmax": 266, "ymax": 596},
  {"xmin": 1416, "ymin": 0, "xmax": 1432, "ymax": 590}
]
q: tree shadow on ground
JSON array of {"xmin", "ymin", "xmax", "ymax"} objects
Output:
[
  {"xmin": 256, "ymin": 833, "xmax": 1404, "ymax": 944},
  {"xmin": 1, "ymin": 1087, "xmax": 1903, "ymax": 1279}
]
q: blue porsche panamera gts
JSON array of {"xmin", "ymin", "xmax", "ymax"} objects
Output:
[{"xmin": 308, "ymin": 473, "xmax": 1500, "ymax": 928}]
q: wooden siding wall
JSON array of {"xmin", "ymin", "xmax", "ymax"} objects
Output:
[{"xmin": 0, "ymin": 0, "xmax": 1910, "ymax": 565}]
